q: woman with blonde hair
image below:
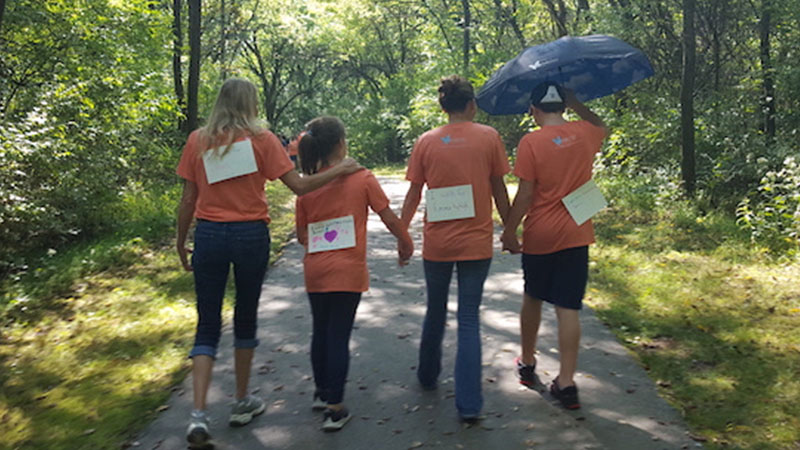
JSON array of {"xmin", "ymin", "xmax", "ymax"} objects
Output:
[{"xmin": 176, "ymin": 78, "xmax": 360, "ymax": 447}]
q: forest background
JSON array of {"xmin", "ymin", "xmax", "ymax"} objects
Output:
[{"xmin": 0, "ymin": 0, "xmax": 799, "ymax": 449}]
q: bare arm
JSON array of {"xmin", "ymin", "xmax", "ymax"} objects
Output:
[
  {"xmin": 565, "ymin": 90, "xmax": 608, "ymax": 135},
  {"xmin": 490, "ymin": 175, "xmax": 511, "ymax": 225},
  {"xmin": 377, "ymin": 207, "xmax": 414, "ymax": 266},
  {"xmin": 176, "ymin": 180, "xmax": 198, "ymax": 271},
  {"xmin": 279, "ymin": 157, "xmax": 362, "ymax": 196},
  {"xmin": 295, "ymin": 200, "xmax": 308, "ymax": 246},
  {"xmin": 500, "ymin": 179, "xmax": 534, "ymax": 254},
  {"xmin": 401, "ymin": 182, "xmax": 423, "ymax": 227}
]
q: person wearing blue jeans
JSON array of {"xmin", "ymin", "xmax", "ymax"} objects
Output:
[
  {"xmin": 417, "ymin": 259, "xmax": 492, "ymax": 418},
  {"xmin": 190, "ymin": 220, "xmax": 270, "ymax": 359},
  {"xmin": 401, "ymin": 76, "xmax": 510, "ymax": 422},
  {"xmin": 176, "ymin": 78, "xmax": 362, "ymax": 448}
]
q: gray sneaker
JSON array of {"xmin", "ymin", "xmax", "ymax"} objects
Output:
[
  {"xmin": 186, "ymin": 410, "xmax": 211, "ymax": 448},
  {"xmin": 229, "ymin": 395, "xmax": 266, "ymax": 427}
]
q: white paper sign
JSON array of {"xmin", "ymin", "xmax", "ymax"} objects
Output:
[
  {"xmin": 561, "ymin": 179, "xmax": 608, "ymax": 226},
  {"xmin": 308, "ymin": 215, "xmax": 357, "ymax": 254},
  {"xmin": 425, "ymin": 184, "xmax": 476, "ymax": 223},
  {"xmin": 203, "ymin": 139, "xmax": 258, "ymax": 184}
]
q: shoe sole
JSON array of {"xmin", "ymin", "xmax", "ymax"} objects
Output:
[
  {"xmin": 322, "ymin": 414, "xmax": 352, "ymax": 432},
  {"xmin": 187, "ymin": 428, "xmax": 211, "ymax": 449},
  {"xmin": 229, "ymin": 403, "xmax": 266, "ymax": 427}
]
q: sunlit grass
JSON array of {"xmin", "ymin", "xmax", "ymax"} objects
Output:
[
  {"xmin": 587, "ymin": 237, "xmax": 800, "ymax": 449},
  {"xmin": 0, "ymin": 181, "xmax": 297, "ymax": 449}
]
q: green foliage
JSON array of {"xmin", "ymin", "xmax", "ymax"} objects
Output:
[
  {"xmin": 0, "ymin": 0, "xmax": 181, "ymax": 274},
  {"xmin": 737, "ymin": 156, "xmax": 800, "ymax": 255},
  {"xmin": 589, "ymin": 243, "xmax": 800, "ymax": 449}
]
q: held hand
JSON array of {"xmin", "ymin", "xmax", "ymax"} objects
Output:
[
  {"xmin": 501, "ymin": 230, "xmax": 521, "ymax": 254},
  {"xmin": 397, "ymin": 238, "xmax": 413, "ymax": 266},
  {"xmin": 177, "ymin": 246, "xmax": 193, "ymax": 271},
  {"xmin": 338, "ymin": 157, "xmax": 363, "ymax": 174}
]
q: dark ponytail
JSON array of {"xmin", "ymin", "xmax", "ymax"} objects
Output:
[
  {"xmin": 298, "ymin": 116, "xmax": 346, "ymax": 175},
  {"xmin": 438, "ymin": 75, "xmax": 474, "ymax": 113}
]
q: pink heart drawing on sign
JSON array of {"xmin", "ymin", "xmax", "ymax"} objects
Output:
[{"xmin": 324, "ymin": 230, "xmax": 338, "ymax": 242}]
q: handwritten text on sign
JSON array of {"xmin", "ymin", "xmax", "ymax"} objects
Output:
[
  {"xmin": 308, "ymin": 215, "xmax": 357, "ymax": 253},
  {"xmin": 561, "ymin": 179, "xmax": 608, "ymax": 226},
  {"xmin": 426, "ymin": 184, "xmax": 476, "ymax": 223},
  {"xmin": 202, "ymin": 139, "xmax": 258, "ymax": 184}
]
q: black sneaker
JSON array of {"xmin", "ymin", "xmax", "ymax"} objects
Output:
[
  {"xmin": 459, "ymin": 414, "xmax": 485, "ymax": 425},
  {"xmin": 514, "ymin": 356, "xmax": 536, "ymax": 388},
  {"xmin": 322, "ymin": 407, "xmax": 351, "ymax": 432},
  {"xmin": 550, "ymin": 378, "xmax": 580, "ymax": 410}
]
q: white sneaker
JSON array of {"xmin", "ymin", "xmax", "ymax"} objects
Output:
[
  {"xmin": 229, "ymin": 395, "xmax": 266, "ymax": 427},
  {"xmin": 186, "ymin": 410, "xmax": 211, "ymax": 448}
]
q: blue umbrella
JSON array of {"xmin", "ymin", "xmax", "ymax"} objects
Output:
[{"xmin": 476, "ymin": 34, "xmax": 654, "ymax": 115}]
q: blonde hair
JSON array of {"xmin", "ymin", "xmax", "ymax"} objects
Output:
[{"xmin": 199, "ymin": 78, "xmax": 265, "ymax": 157}]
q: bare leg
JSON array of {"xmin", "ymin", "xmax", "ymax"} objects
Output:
[
  {"xmin": 192, "ymin": 355, "xmax": 214, "ymax": 410},
  {"xmin": 520, "ymin": 293, "xmax": 543, "ymax": 366},
  {"xmin": 554, "ymin": 306, "xmax": 581, "ymax": 387},
  {"xmin": 234, "ymin": 348, "xmax": 254, "ymax": 400}
]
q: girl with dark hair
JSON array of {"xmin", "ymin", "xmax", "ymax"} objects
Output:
[
  {"xmin": 295, "ymin": 116, "xmax": 413, "ymax": 431},
  {"xmin": 401, "ymin": 75, "xmax": 511, "ymax": 422},
  {"xmin": 176, "ymin": 79, "xmax": 361, "ymax": 448}
]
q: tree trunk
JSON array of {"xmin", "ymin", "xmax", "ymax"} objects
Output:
[
  {"xmin": 760, "ymin": 0, "xmax": 775, "ymax": 141},
  {"xmin": 187, "ymin": 0, "xmax": 201, "ymax": 133},
  {"xmin": 542, "ymin": 0, "xmax": 568, "ymax": 36},
  {"xmin": 172, "ymin": 0, "xmax": 186, "ymax": 131},
  {"xmin": 0, "ymin": 0, "xmax": 6, "ymax": 36},
  {"xmin": 462, "ymin": 0, "xmax": 471, "ymax": 77},
  {"xmin": 680, "ymin": 0, "xmax": 696, "ymax": 196}
]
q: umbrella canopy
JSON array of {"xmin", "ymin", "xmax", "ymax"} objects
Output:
[{"xmin": 476, "ymin": 34, "xmax": 654, "ymax": 115}]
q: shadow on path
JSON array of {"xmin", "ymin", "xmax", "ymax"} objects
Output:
[{"xmin": 134, "ymin": 177, "xmax": 698, "ymax": 450}]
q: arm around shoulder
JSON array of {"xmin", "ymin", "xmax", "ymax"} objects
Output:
[{"xmin": 279, "ymin": 157, "xmax": 363, "ymax": 195}]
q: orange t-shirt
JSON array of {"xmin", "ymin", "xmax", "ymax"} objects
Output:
[
  {"xmin": 176, "ymin": 129, "xmax": 295, "ymax": 223},
  {"xmin": 287, "ymin": 134, "xmax": 302, "ymax": 157},
  {"xmin": 514, "ymin": 120, "xmax": 606, "ymax": 254},
  {"xmin": 406, "ymin": 122, "xmax": 510, "ymax": 261},
  {"xmin": 296, "ymin": 169, "xmax": 390, "ymax": 293}
]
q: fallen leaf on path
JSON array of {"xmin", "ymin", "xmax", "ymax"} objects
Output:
[
  {"xmin": 689, "ymin": 434, "xmax": 708, "ymax": 442},
  {"xmin": 409, "ymin": 442, "xmax": 423, "ymax": 449},
  {"xmin": 155, "ymin": 405, "xmax": 169, "ymax": 413}
]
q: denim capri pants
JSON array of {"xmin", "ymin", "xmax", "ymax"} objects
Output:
[{"xmin": 189, "ymin": 219, "xmax": 271, "ymax": 359}]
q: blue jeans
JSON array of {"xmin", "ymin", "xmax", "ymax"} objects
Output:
[
  {"xmin": 189, "ymin": 220, "xmax": 271, "ymax": 359},
  {"xmin": 417, "ymin": 258, "xmax": 492, "ymax": 418},
  {"xmin": 308, "ymin": 292, "xmax": 362, "ymax": 405}
]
